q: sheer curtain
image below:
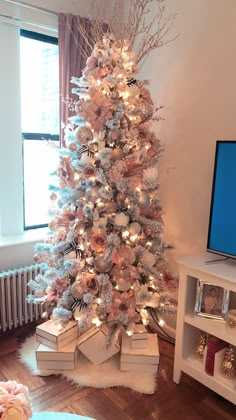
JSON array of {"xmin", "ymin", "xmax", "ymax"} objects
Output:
[{"xmin": 58, "ymin": 14, "xmax": 92, "ymax": 146}]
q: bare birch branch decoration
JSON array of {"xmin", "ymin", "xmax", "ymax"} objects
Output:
[{"xmin": 75, "ymin": 0, "xmax": 177, "ymax": 68}]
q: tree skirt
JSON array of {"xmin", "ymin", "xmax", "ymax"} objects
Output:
[{"xmin": 18, "ymin": 335, "xmax": 156, "ymax": 394}]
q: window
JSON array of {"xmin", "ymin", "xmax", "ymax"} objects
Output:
[{"xmin": 20, "ymin": 30, "xmax": 59, "ymax": 230}]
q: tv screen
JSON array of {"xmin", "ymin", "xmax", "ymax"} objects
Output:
[{"xmin": 207, "ymin": 141, "xmax": 236, "ymax": 258}]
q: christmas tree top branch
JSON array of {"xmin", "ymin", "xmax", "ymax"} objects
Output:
[{"xmin": 76, "ymin": 0, "xmax": 177, "ymax": 67}]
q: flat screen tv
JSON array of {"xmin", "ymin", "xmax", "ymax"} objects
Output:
[{"xmin": 207, "ymin": 141, "xmax": 236, "ymax": 259}]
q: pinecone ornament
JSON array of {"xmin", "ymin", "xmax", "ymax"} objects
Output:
[
  {"xmin": 195, "ymin": 332, "xmax": 207, "ymax": 360},
  {"xmin": 221, "ymin": 346, "xmax": 235, "ymax": 378}
]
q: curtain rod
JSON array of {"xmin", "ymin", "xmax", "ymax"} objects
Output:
[{"xmin": 4, "ymin": 0, "xmax": 58, "ymax": 17}]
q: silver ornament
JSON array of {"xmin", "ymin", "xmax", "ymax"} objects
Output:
[
  {"xmin": 137, "ymin": 190, "xmax": 150, "ymax": 206},
  {"xmin": 150, "ymin": 238, "xmax": 161, "ymax": 252},
  {"xmin": 94, "ymin": 255, "xmax": 113, "ymax": 273}
]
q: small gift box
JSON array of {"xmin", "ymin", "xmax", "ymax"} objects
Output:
[
  {"xmin": 131, "ymin": 325, "xmax": 148, "ymax": 349},
  {"xmin": 36, "ymin": 338, "xmax": 78, "ymax": 370},
  {"xmin": 132, "ymin": 324, "xmax": 148, "ymax": 339},
  {"xmin": 36, "ymin": 320, "xmax": 78, "ymax": 350},
  {"xmin": 120, "ymin": 333, "xmax": 159, "ymax": 373},
  {"xmin": 78, "ymin": 325, "xmax": 120, "ymax": 365}
]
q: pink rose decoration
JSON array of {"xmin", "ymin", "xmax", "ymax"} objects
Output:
[
  {"xmin": 0, "ymin": 381, "xmax": 32, "ymax": 420},
  {"xmin": 107, "ymin": 290, "xmax": 139, "ymax": 323},
  {"xmin": 90, "ymin": 231, "xmax": 107, "ymax": 253},
  {"xmin": 83, "ymin": 164, "xmax": 96, "ymax": 179},
  {"xmin": 78, "ymin": 90, "xmax": 113, "ymax": 133},
  {"xmin": 112, "ymin": 246, "xmax": 136, "ymax": 267}
]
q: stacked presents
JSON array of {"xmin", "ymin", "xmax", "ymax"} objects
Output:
[
  {"xmin": 36, "ymin": 320, "xmax": 79, "ymax": 370},
  {"xmin": 35, "ymin": 320, "xmax": 159, "ymax": 373},
  {"xmin": 121, "ymin": 325, "xmax": 160, "ymax": 373}
]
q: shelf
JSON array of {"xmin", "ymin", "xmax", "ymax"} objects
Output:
[
  {"xmin": 184, "ymin": 313, "xmax": 236, "ymax": 346},
  {"xmin": 181, "ymin": 356, "xmax": 236, "ymax": 405},
  {"xmin": 175, "ymin": 254, "xmax": 236, "ymax": 405}
]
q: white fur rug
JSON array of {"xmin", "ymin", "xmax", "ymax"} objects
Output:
[{"xmin": 18, "ymin": 335, "xmax": 156, "ymax": 394}]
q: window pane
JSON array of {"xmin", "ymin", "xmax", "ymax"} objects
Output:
[
  {"xmin": 20, "ymin": 35, "xmax": 59, "ymax": 134},
  {"xmin": 23, "ymin": 140, "xmax": 58, "ymax": 228}
]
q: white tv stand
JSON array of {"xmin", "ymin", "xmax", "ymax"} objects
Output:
[{"xmin": 173, "ymin": 254, "xmax": 236, "ymax": 405}]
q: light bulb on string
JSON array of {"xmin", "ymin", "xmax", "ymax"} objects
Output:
[
  {"xmin": 92, "ymin": 317, "xmax": 102, "ymax": 327},
  {"xmin": 130, "ymin": 234, "xmax": 138, "ymax": 242},
  {"xmin": 122, "ymin": 230, "xmax": 129, "ymax": 239},
  {"xmin": 158, "ymin": 319, "xmax": 165, "ymax": 327}
]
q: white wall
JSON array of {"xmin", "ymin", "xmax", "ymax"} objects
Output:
[{"xmin": 138, "ymin": 0, "xmax": 236, "ymax": 269}]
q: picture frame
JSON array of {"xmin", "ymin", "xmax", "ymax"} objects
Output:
[{"xmin": 195, "ymin": 280, "xmax": 229, "ymax": 320}]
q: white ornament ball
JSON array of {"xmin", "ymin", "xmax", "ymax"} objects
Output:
[
  {"xmin": 114, "ymin": 212, "xmax": 129, "ymax": 227},
  {"xmin": 141, "ymin": 250, "xmax": 156, "ymax": 267},
  {"xmin": 94, "ymin": 255, "xmax": 113, "ymax": 273},
  {"xmin": 129, "ymin": 222, "xmax": 141, "ymax": 235}
]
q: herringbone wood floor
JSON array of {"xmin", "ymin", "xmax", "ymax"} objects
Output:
[{"xmin": 0, "ymin": 324, "xmax": 236, "ymax": 419}]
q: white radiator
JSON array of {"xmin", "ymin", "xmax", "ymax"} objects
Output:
[{"xmin": 0, "ymin": 264, "xmax": 46, "ymax": 333}]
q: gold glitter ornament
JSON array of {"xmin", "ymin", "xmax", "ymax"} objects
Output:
[
  {"xmin": 195, "ymin": 332, "xmax": 207, "ymax": 361},
  {"xmin": 221, "ymin": 346, "xmax": 235, "ymax": 379},
  {"xmin": 75, "ymin": 126, "xmax": 93, "ymax": 144},
  {"xmin": 112, "ymin": 148, "xmax": 124, "ymax": 160}
]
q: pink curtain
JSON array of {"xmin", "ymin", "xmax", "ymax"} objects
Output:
[{"xmin": 58, "ymin": 14, "xmax": 92, "ymax": 146}]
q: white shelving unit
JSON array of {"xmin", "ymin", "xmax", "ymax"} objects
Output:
[{"xmin": 173, "ymin": 254, "xmax": 236, "ymax": 405}]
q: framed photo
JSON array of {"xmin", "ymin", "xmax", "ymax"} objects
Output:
[{"xmin": 195, "ymin": 281, "xmax": 229, "ymax": 320}]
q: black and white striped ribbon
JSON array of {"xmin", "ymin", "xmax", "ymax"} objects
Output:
[
  {"xmin": 78, "ymin": 145, "xmax": 95, "ymax": 158},
  {"xmin": 127, "ymin": 78, "xmax": 137, "ymax": 87},
  {"xmin": 71, "ymin": 299, "xmax": 87, "ymax": 312}
]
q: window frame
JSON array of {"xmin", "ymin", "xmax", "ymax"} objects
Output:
[{"xmin": 20, "ymin": 29, "xmax": 59, "ymax": 231}]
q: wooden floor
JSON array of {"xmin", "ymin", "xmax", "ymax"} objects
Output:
[{"xmin": 0, "ymin": 324, "xmax": 236, "ymax": 420}]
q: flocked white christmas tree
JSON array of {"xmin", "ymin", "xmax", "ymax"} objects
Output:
[{"xmin": 28, "ymin": 0, "xmax": 177, "ymax": 343}]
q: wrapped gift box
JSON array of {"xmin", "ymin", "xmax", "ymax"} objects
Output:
[
  {"xmin": 120, "ymin": 333, "xmax": 159, "ymax": 372},
  {"xmin": 78, "ymin": 325, "xmax": 120, "ymax": 365},
  {"xmin": 36, "ymin": 320, "xmax": 78, "ymax": 350},
  {"xmin": 36, "ymin": 338, "xmax": 78, "ymax": 370},
  {"xmin": 120, "ymin": 361, "xmax": 158, "ymax": 373},
  {"xmin": 132, "ymin": 325, "xmax": 148, "ymax": 340},
  {"xmin": 131, "ymin": 339, "xmax": 147, "ymax": 349}
]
